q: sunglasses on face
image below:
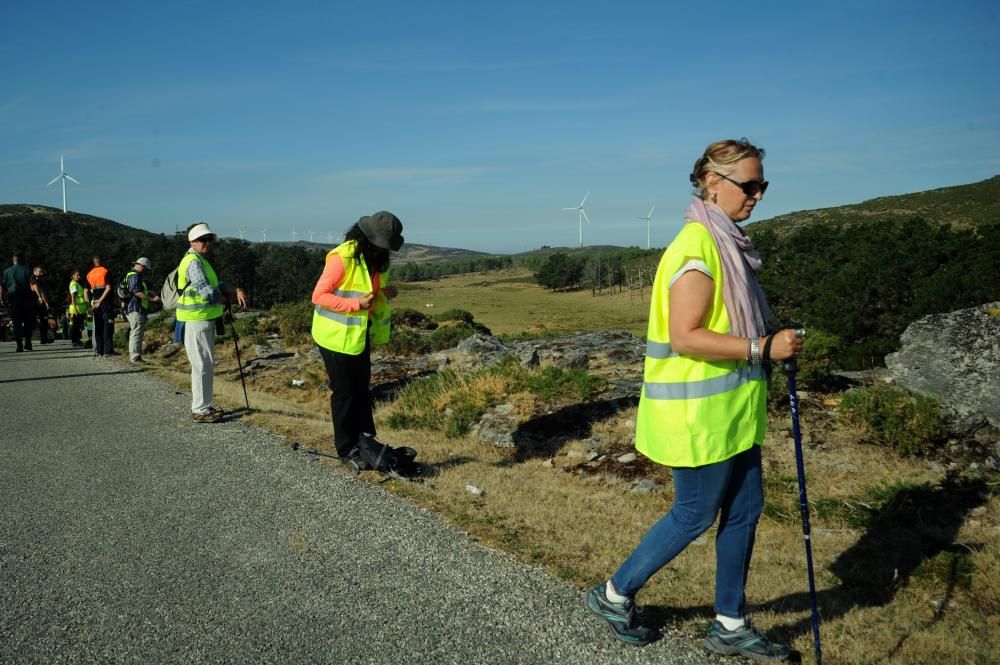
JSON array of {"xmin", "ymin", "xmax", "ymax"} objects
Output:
[{"xmin": 715, "ymin": 172, "xmax": 769, "ymax": 197}]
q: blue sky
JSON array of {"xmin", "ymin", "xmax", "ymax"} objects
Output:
[{"xmin": 2, "ymin": 1, "xmax": 998, "ymax": 253}]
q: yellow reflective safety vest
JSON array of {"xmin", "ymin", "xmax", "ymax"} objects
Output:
[
  {"xmin": 311, "ymin": 241, "xmax": 391, "ymax": 354},
  {"xmin": 176, "ymin": 252, "xmax": 225, "ymax": 321},
  {"xmin": 68, "ymin": 279, "xmax": 89, "ymax": 316},
  {"xmin": 125, "ymin": 271, "xmax": 150, "ymax": 311},
  {"xmin": 635, "ymin": 222, "xmax": 767, "ymax": 467}
]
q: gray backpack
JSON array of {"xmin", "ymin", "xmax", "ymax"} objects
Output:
[{"xmin": 160, "ymin": 268, "xmax": 181, "ymax": 310}]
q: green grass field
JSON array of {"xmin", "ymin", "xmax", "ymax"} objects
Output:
[{"xmin": 392, "ymin": 268, "xmax": 651, "ymax": 337}]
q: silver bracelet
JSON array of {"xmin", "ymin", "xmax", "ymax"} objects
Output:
[{"xmin": 750, "ymin": 337, "xmax": 761, "ymax": 365}]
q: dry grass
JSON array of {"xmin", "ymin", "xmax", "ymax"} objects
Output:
[{"xmin": 142, "ymin": 286, "xmax": 1000, "ymax": 665}]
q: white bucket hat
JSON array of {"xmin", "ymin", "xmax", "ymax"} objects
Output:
[
  {"xmin": 135, "ymin": 257, "xmax": 153, "ymax": 270},
  {"xmin": 187, "ymin": 223, "xmax": 216, "ymax": 242}
]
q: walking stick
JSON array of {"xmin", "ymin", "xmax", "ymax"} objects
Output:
[
  {"xmin": 782, "ymin": 326, "xmax": 822, "ymax": 664},
  {"xmin": 226, "ymin": 305, "xmax": 251, "ymax": 411}
]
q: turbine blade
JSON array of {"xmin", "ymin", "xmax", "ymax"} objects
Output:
[
  {"xmin": 580, "ymin": 192, "xmax": 589, "ymax": 206},
  {"xmin": 65, "ymin": 175, "xmax": 80, "ymax": 184},
  {"xmin": 562, "ymin": 207, "xmax": 577, "ymax": 211},
  {"xmin": 648, "ymin": 206, "xmax": 655, "ymax": 217},
  {"xmin": 47, "ymin": 176, "xmax": 61, "ymax": 186},
  {"xmin": 581, "ymin": 210, "xmax": 591, "ymax": 224}
]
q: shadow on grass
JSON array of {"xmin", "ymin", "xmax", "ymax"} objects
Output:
[
  {"xmin": 497, "ymin": 395, "xmax": 639, "ymax": 465},
  {"xmin": 640, "ymin": 475, "xmax": 988, "ymax": 662}
]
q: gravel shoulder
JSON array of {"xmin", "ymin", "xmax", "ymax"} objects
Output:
[{"xmin": 0, "ymin": 340, "xmax": 725, "ymax": 664}]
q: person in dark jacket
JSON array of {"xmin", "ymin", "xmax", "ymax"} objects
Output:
[{"xmin": 1, "ymin": 253, "xmax": 36, "ymax": 352}]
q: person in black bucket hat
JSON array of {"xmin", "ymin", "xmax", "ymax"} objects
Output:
[
  {"xmin": 358, "ymin": 211, "xmax": 404, "ymax": 251},
  {"xmin": 308, "ymin": 211, "xmax": 420, "ymax": 477}
]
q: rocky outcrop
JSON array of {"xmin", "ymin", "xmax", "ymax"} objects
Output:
[{"xmin": 885, "ymin": 303, "xmax": 1000, "ymax": 434}]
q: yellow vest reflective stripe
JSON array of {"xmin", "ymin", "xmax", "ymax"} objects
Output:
[
  {"xmin": 125, "ymin": 271, "xmax": 150, "ymax": 311},
  {"xmin": 68, "ymin": 280, "xmax": 89, "ymax": 316},
  {"xmin": 176, "ymin": 252, "xmax": 224, "ymax": 321},
  {"xmin": 311, "ymin": 241, "xmax": 390, "ymax": 354},
  {"xmin": 635, "ymin": 222, "xmax": 767, "ymax": 468}
]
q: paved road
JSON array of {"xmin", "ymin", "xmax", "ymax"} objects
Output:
[{"xmin": 0, "ymin": 340, "xmax": 725, "ymax": 664}]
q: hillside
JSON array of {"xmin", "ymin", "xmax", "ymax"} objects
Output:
[
  {"xmin": 749, "ymin": 175, "xmax": 1000, "ymax": 237},
  {"xmin": 266, "ymin": 240, "xmax": 492, "ymax": 264}
]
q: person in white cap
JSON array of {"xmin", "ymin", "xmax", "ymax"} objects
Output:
[
  {"xmin": 124, "ymin": 257, "xmax": 160, "ymax": 364},
  {"xmin": 176, "ymin": 223, "xmax": 248, "ymax": 423}
]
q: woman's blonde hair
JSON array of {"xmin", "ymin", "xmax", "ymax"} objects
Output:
[{"xmin": 690, "ymin": 138, "xmax": 765, "ymax": 198}]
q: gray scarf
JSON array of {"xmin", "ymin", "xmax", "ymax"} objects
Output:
[{"xmin": 684, "ymin": 197, "xmax": 774, "ymax": 338}]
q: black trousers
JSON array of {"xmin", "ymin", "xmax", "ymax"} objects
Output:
[
  {"xmin": 70, "ymin": 313, "xmax": 85, "ymax": 345},
  {"xmin": 92, "ymin": 296, "xmax": 115, "ymax": 355},
  {"xmin": 9, "ymin": 297, "xmax": 34, "ymax": 348},
  {"xmin": 36, "ymin": 304, "xmax": 50, "ymax": 343},
  {"xmin": 319, "ymin": 339, "xmax": 376, "ymax": 457}
]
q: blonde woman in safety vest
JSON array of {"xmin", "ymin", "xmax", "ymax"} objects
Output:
[
  {"xmin": 176, "ymin": 223, "xmax": 248, "ymax": 424},
  {"xmin": 587, "ymin": 139, "xmax": 803, "ymax": 661},
  {"xmin": 311, "ymin": 211, "xmax": 402, "ymax": 463}
]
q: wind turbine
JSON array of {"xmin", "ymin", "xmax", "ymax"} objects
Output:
[
  {"xmin": 47, "ymin": 155, "xmax": 80, "ymax": 213},
  {"xmin": 562, "ymin": 192, "xmax": 590, "ymax": 247},
  {"xmin": 238, "ymin": 228, "xmax": 245, "ymax": 241},
  {"xmin": 261, "ymin": 229, "xmax": 267, "ymax": 243},
  {"xmin": 308, "ymin": 230, "xmax": 315, "ymax": 243},
  {"xmin": 640, "ymin": 206, "xmax": 655, "ymax": 249},
  {"xmin": 327, "ymin": 232, "xmax": 333, "ymax": 244},
  {"xmin": 291, "ymin": 228, "xmax": 298, "ymax": 243}
]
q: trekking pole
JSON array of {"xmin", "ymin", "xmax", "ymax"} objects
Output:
[
  {"xmin": 226, "ymin": 305, "xmax": 251, "ymax": 411},
  {"xmin": 782, "ymin": 326, "xmax": 821, "ymax": 665}
]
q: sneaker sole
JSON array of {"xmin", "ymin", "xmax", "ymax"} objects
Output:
[
  {"xmin": 585, "ymin": 590, "xmax": 653, "ymax": 647},
  {"xmin": 703, "ymin": 638, "xmax": 789, "ymax": 663}
]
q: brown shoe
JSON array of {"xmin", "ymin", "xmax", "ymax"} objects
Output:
[{"xmin": 192, "ymin": 411, "xmax": 223, "ymax": 423}]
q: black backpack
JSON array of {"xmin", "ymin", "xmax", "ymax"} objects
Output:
[{"xmin": 354, "ymin": 435, "xmax": 421, "ymax": 478}]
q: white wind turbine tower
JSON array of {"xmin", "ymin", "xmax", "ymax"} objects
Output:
[
  {"xmin": 291, "ymin": 228, "xmax": 298, "ymax": 243},
  {"xmin": 238, "ymin": 228, "xmax": 245, "ymax": 241},
  {"xmin": 261, "ymin": 229, "xmax": 268, "ymax": 243},
  {"xmin": 47, "ymin": 155, "xmax": 80, "ymax": 213},
  {"xmin": 308, "ymin": 230, "xmax": 315, "ymax": 243},
  {"xmin": 562, "ymin": 192, "xmax": 591, "ymax": 247},
  {"xmin": 327, "ymin": 232, "xmax": 333, "ymax": 244},
  {"xmin": 640, "ymin": 206, "xmax": 655, "ymax": 249}
]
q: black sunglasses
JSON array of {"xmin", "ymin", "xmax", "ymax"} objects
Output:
[{"xmin": 715, "ymin": 172, "xmax": 768, "ymax": 197}]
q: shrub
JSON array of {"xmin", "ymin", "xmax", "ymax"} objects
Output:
[
  {"xmin": 796, "ymin": 328, "xmax": 842, "ymax": 388},
  {"xmin": 432, "ymin": 308, "xmax": 474, "ymax": 324},
  {"xmin": 520, "ymin": 366, "xmax": 608, "ymax": 402},
  {"xmin": 382, "ymin": 329, "xmax": 432, "ymax": 356},
  {"xmin": 427, "ymin": 321, "xmax": 490, "ymax": 350},
  {"xmin": 268, "ymin": 300, "xmax": 313, "ymax": 345},
  {"xmin": 382, "ymin": 359, "xmax": 609, "ymax": 438},
  {"xmin": 391, "ymin": 308, "xmax": 438, "ymax": 331},
  {"xmin": 839, "ymin": 384, "xmax": 947, "ymax": 456}
]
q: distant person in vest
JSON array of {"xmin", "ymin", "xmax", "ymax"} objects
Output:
[
  {"xmin": 177, "ymin": 223, "xmax": 248, "ymax": 423},
  {"xmin": 31, "ymin": 265, "xmax": 53, "ymax": 345},
  {"xmin": 86, "ymin": 255, "xmax": 117, "ymax": 357},
  {"xmin": 586, "ymin": 139, "xmax": 803, "ymax": 660},
  {"xmin": 68, "ymin": 270, "xmax": 90, "ymax": 348},
  {"xmin": 0, "ymin": 252, "xmax": 36, "ymax": 352},
  {"xmin": 125, "ymin": 257, "xmax": 161, "ymax": 364},
  {"xmin": 311, "ymin": 211, "xmax": 402, "ymax": 464}
]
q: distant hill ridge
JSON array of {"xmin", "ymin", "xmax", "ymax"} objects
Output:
[
  {"xmin": 748, "ymin": 175, "xmax": 1000, "ymax": 237},
  {"xmin": 2, "ymin": 174, "xmax": 997, "ymax": 265}
]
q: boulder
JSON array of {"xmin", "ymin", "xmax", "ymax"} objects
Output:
[
  {"xmin": 471, "ymin": 406, "xmax": 519, "ymax": 448},
  {"xmin": 885, "ymin": 303, "xmax": 1000, "ymax": 434}
]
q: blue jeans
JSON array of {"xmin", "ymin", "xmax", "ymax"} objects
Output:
[
  {"xmin": 611, "ymin": 445, "xmax": 763, "ymax": 618},
  {"xmin": 173, "ymin": 320, "xmax": 186, "ymax": 344}
]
